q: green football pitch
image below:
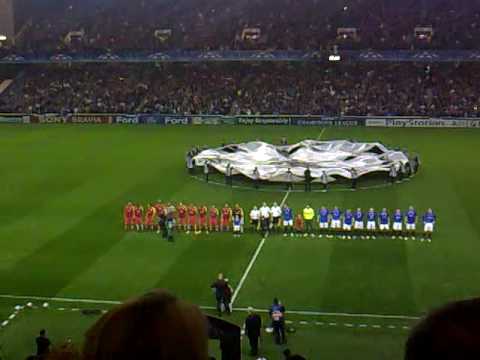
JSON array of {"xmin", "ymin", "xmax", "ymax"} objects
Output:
[{"xmin": 0, "ymin": 124, "xmax": 479, "ymax": 360}]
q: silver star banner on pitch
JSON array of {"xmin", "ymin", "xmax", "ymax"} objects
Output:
[{"xmin": 193, "ymin": 140, "xmax": 409, "ymax": 183}]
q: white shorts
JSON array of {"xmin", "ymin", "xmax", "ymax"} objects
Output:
[
  {"xmin": 354, "ymin": 221, "xmax": 364, "ymax": 230},
  {"xmin": 367, "ymin": 221, "xmax": 376, "ymax": 230},
  {"xmin": 331, "ymin": 220, "xmax": 341, "ymax": 229},
  {"xmin": 379, "ymin": 224, "xmax": 390, "ymax": 231},
  {"xmin": 283, "ymin": 219, "xmax": 293, "ymax": 226},
  {"xmin": 424, "ymin": 223, "xmax": 434, "ymax": 232},
  {"xmin": 393, "ymin": 222, "xmax": 402, "ymax": 231},
  {"xmin": 406, "ymin": 223, "xmax": 416, "ymax": 231},
  {"xmin": 233, "ymin": 225, "xmax": 241, "ymax": 232},
  {"xmin": 319, "ymin": 222, "xmax": 328, "ymax": 229},
  {"xmin": 343, "ymin": 223, "xmax": 352, "ymax": 231}
]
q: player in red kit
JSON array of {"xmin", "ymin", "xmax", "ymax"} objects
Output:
[
  {"xmin": 209, "ymin": 205, "xmax": 219, "ymax": 232},
  {"xmin": 123, "ymin": 202, "xmax": 134, "ymax": 231},
  {"xmin": 134, "ymin": 204, "xmax": 144, "ymax": 231},
  {"xmin": 144, "ymin": 204, "xmax": 157, "ymax": 231},
  {"xmin": 187, "ymin": 204, "xmax": 198, "ymax": 234},
  {"xmin": 221, "ymin": 203, "xmax": 232, "ymax": 232},
  {"xmin": 177, "ymin": 203, "xmax": 187, "ymax": 231},
  {"xmin": 198, "ymin": 205, "xmax": 208, "ymax": 234}
]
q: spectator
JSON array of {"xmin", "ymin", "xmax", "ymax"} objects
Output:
[
  {"xmin": 244, "ymin": 307, "xmax": 262, "ymax": 356},
  {"xmin": 36, "ymin": 329, "xmax": 51, "ymax": 359},
  {"xmin": 82, "ymin": 289, "xmax": 209, "ymax": 360}
]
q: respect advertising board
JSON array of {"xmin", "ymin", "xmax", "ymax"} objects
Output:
[
  {"xmin": 236, "ymin": 117, "xmax": 291, "ymax": 125},
  {"xmin": 0, "ymin": 114, "xmax": 24, "ymax": 123}
]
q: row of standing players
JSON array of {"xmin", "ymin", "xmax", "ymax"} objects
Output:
[{"xmin": 123, "ymin": 202, "xmax": 436, "ymax": 240}]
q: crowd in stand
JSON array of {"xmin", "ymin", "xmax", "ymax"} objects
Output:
[
  {"xmin": 2, "ymin": 0, "xmax": 479, "ymax": 55},
  {"xmin": 1, "ymin": 62, "xmax": 479, "ymax": 117}
]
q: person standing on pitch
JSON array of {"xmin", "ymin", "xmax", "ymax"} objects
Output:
[
  {"xmin": 321, "ymin": 170, "xmax": 328, "ymax": 191},
  {"xmin": 282, "ymin": 204, "xmax": 294, "ymax": 237},
  {"xmin": 204, "ymin": 160, "xmax": 209, "ymax": 182},
  {"xmin": 269, "ymin": 298, "xmax": 286, "ymax": 345},
  {"xmin": 245, "ymin": 307, "xmax": 262, "ymax": 356},
  {"xmin": 304, "ymin": 166, "xmax": 312, "ymax": 192},
  {"xmin": 253, "ymin": 167, "xmax": 260, "ymax": 189},
  {"xmin": 259, "ymin": 202, "xmax": 271, "ymax": 237},
  {"xmin": 389, "ymin": 164, "xmax": 398, "ymax": 184},
  {"xmin": 350, "ymin": 168, "xmax": 358, "ymax": 190},
  {"xmin": 186, "ymin": 151, "xmax": 194, "ymax": 174},
  {"xmin": 211, "ymin": 273, "xmax": 227, "ymax": 316},
  {"xmin": 303, "ymin": 204, "xmax": 315, "ymax": 237},
  {"xmin": 286, "ymin": 168, "xmax": 293, "ymax": 190},
  {"xmin": 250, "ymin": 206, "xmax": 260, "ymax": 232},
  {"xmin": 225, "ymin": 162, "xmax": 232, "ymax": 186}
]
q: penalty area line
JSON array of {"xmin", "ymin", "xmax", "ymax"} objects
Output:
[{"xmin": 0, "ymin": 294, "xmax": 421, "ymax": 320}]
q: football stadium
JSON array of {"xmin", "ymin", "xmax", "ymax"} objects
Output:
[{"xmin": 1, "ymin": 1, "xmax": 480, "ymax": 360}]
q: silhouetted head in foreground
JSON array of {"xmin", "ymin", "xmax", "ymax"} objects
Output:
[
  {"xmin": 82, "ymin": 289, "xmax": 209, "ymax": 360},
  {"xmin": 405, "ymin": 297, "xmax": 480, "ymax": 360}
]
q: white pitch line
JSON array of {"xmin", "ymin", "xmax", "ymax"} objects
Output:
[
  {"xmin": 230, "ymin": 237, "xmax": 266, "ymax": 305},
  {"xmin": 231, "ymin": 188, "xmax": 291, "ymax": 305},
  {"xmin": 0, "ymin": 294, "xmax": 421, "ymax": 320},
  {"xmin": 317, "ymin": 127, "xmax": 326, "ymax": 140}
]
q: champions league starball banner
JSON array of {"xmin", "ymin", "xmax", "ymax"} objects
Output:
[{"xmin": 193, "ymin": 140, "xmax": 409, "ymax": 183}]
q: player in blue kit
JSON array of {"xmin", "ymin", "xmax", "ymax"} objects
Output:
[
  {"xmin": 379, "ymin": 208, "xmax": 390, "ymax": 236},
  {"xmin": 366, "ymin": 208, "xmax": 377, "ymax": 239},
  {"xmin": 353, "ymin": 208, "xmax": 364, "ymax": 239},
  {"xmin": 331, "ymin": 207, "xmax": 342, "ymax": 237},
  {"xmin": 282, "ymin": 204, "xmax": 294, "ymax": 237},
  {"xmin": 233, "ymin": 214, "xmax": 242, "ymax": 237},
  {"xmin": 318, "ymin": 206, "xmax": 330, "ymax": 238},
  {"xmin": 342, "ymin": 209, "xmax": 354, "ymax": 239},
  {"xmin": 405, "ymin": 206, "xmax": 417, "ymax": 240},
  {"xmin": 422, "ymin": 208, "xmax": 436, "ymax": 242},
  {"xmin": 392, "ymin": 209, "xmax": 403, "ymax": 239}
]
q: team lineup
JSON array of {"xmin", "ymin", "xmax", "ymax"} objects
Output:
[{"xmin": 123, "ymin": 202, "xmax": 437, "ymax": 241}]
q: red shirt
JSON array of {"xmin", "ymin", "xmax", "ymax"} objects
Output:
[
  {"xmin": 125, "ymin": 206, "xmax": 133, "ymax": 218},
  {"xmin": 222, "ymin": 208, "xmax": 231, "ymax": 218},
  {"xmin": 188, "ymin": 207, "xmax": 197, "ymax": 216},
  {"xmin": 210, "ymin": 208, "xmax": 218, "ymax": 218},
  {"xmin": 178, "ymin": 207, "xmax": 187, "ymax": 218},
  {"xmin": 199, "ymin": 207, "xmax": 207, "ymax": 217},
  {"xmin": 155, "ymin": 204, "xmax": 164, "ymax": 216},
  {"xmin": 146, "ymin": 207, "xmax": 155, "ymax": 218},
  {"xmin": 134, "ymin": 208, "xmax": 142, "ymax": 218}
]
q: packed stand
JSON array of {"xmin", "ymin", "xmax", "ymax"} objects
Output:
[
  {"xmin": 5, "ymin": 0, "xmax": 480, "ymax": 54},
  {"xmin": 1, "ymin": 62, "xmax": 480, "ymax": 117}
]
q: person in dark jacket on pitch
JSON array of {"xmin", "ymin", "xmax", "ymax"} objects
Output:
[
  {"xmin": 269, "ymin": 298, "xmax": 286, "ymax": 345},
  {"xmin": 36, "ymin": 329, "xmax": 51, "ymax": 359},
  {"xmin": 211, "ymin": 273, "xmax": 227, "ymax": 316},
  {"xmin": 245, "ymin": 307, "xmax": 262, "ymax": 356},
  {"xmin": 223, "ymin": 278, "xmax": 233, "ymax": 314}
]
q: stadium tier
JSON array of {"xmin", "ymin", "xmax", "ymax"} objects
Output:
[{"xmin": 1, "ymin": 62, "xmax": 480, "ymax": 116}]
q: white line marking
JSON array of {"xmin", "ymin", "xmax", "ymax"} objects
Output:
[
  {"xmin": 231, "ymin": 188, "xmax": 291, "ymax": 305},
  {"xmin": 317, "ymin": 128, "xmax": 326, "ymax": 140},
  {"xmin": 0, "ymin": 294, "xmax": 421, "ymax": 320},
  {"xmin": 230, "ymin": 237, "xmax": 266, "ymax": 305},
  {"xmin": 372, "ymin": 325, "xmax": 381, "ymax": 328},
  {"xmin": 280, "ymin": 189, "xmax": 291, "ymax": 207}
]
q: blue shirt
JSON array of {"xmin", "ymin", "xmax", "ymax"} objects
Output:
[
  {"xmin": 406, "ymin": 210, "xmax": 416, "ymax": 224},
  {"xmin": 367, "ymin": 211, "xmax": 376, "ymax": 222},
  {"xmin": 332, "ymin": 209, "xmax": 341, "ymax": 220},
  {"xmin": 380, "ymin": 212, "xmax": 389, "ymax": 224},
  {"xmin": 423, "ymin": 212, "xmax": 436, "ymax": 223},
  {"xmin": 319, "ymin": 209, "xmax": 329, "ymax": 223},
  {"xmin": 393, "ymin": 212, "xmax": 403, "ymax": 223},
  {"xmin": 344, "ymin": 212, "xmax": 353, "ymax": 225},
  {"xmin": 354, "ymin": 211, "xmax": 363, "ymax": 222},
  {"xmin": 283, "ymin": 207, "xmax": 293, "ymax": 221}
]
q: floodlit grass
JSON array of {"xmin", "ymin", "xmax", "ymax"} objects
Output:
[{"xmin": 1, "ymin": 124, "xmax": 479, "ymax": 359}]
